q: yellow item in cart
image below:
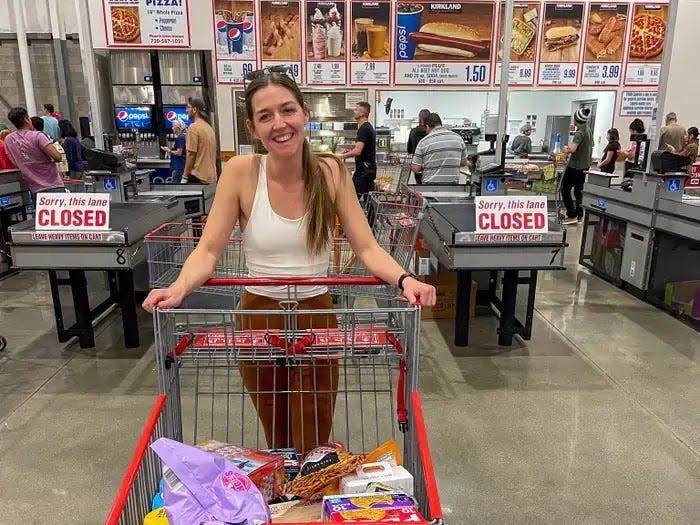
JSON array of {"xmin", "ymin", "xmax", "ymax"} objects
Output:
[
  {"xmin": 542, "ymin": 163, "xmax": 556, "ymax": 181},
  {"xmin": 364, "ymin": 439, "xmax": 402, "ymax": 466},
  {"xmin": 143, "ymin": 508, "xmax": 170, "ymax": 525}
]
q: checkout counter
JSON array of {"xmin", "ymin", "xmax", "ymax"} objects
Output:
[
  {"xmin": 10, "ymin": 197, "xmax": 187, "ymax": 349},
  {"xmin": 404, "ymin": 141, "xmax": 567, "ymax": 347},
  {"xmin": 580, "ymin": 149, "xmax": 700, "ymax": 325}
]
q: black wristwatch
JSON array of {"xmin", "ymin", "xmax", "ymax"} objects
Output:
[{"xmin": 397, "ymin": 272, "xmax": 417, "ymax": 291}]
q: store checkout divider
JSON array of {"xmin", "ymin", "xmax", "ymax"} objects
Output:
[
  {"xmin": 408, "ymin": 183, "xmax": 566, "ymax": 347},
  {"xmin": 9, "ymin": 192, "xmax": 187, "ymax": 349}
]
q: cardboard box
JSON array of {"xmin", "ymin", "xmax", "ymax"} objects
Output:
[
  {"xmin": 419, "ymin": 273, "xmax": 477, "ymax": 320},
  {"xmin": 664, "ymin": 280, "xmax": 700, "ymax": 319}
]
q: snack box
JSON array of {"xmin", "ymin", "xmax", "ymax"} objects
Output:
[
  {"xmin": 325, "ymin": 506, "xmax": 425, "ymax": 523},
  {"xmin": 264, "ymin": 447, "xmax": 301, "ymax": 482},
  {"xmin": 322, "ymin": 492, "xmax": 416, "ymax": 520},
  {"xmin": 197, "ymin": 440, "xmax": 285, "ymax": 502},
  {"xmin": 340, "ymin": 462, "xmax": 414, "ymax": 496}
]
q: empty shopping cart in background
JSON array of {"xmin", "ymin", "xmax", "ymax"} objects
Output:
[{"xmin": 105, "ymin": 277, "xmax": 443, "ymax": 525}]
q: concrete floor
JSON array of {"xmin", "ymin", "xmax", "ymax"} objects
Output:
[{"xmin": 1, "ymin": 228, "xmax": 699, "ymax": 524}]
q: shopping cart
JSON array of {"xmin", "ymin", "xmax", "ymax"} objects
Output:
[
  {"xmin": 62, "ymin": 177, "xmax": 85, "ymax": 193},
  {"xmin": 373, "ymin": 154, "xmax": 412, "ymax": 192},
  {"xmin": 146, "ymin": 191, "xmax": 425, "ymax": 302},
  {"xmin": 106, "ymin": 277, "xmax": 443, "ymax": 525}
]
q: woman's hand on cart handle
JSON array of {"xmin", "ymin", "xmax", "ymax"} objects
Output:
[
  {"xmin": 401, "ymin": 277, "xmax": 436, "ymax": 306},
  {"xmin": 142, "ymin": 286, "xmax": 186, "ymax": 313}
]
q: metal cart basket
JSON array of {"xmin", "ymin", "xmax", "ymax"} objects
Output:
[{"xmin": 106, "ymin": 277, "xmax": 443, "ymax": 525}]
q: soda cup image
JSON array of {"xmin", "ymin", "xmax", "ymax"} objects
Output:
[
  {"xmin": 396, "ymin": 4, "xmax": 424, "ymax": 60},
  {"xmin": 242, "ymin": 20, "xmax": 254, "ymax": 51},
  {"xmin": 228, "ymin": 27, "xmax": 243, "ymax": 54},
  {"xmin": 216, "ymin": 16, "xmax": 228, "ymax": 47}
]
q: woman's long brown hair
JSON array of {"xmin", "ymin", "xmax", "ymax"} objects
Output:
[{"xmin": 244, "ymin": 73, "xmax": 341, "ymax": 255}]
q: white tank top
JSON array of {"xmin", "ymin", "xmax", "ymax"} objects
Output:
[{"xmin": 242, "ymin": 156, "xmax": 330, "ymax": 300}]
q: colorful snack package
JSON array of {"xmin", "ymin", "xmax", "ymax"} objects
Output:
[
  {"xmin": 322, "ymin": 492, "xmax": 416, "ymax": 518},
  {"xmin": 325, "ymin": 506, "xmax": 425, "ymax": 522},
  {"xmin": 143, "ymin": 508, "xmax": 170, "ymax": 525},
  {"xmin": 198, "ymin": 440, "xmax": 285, "ymax": 502},
  {"xmin": 364, "ymin": 439, "xmax": 403, "ymax": 467},
  {"xmin": 285, "ymin": 445, "xmax": 364, "ymax": 500},
  {"xmin": 151, "ymin": 438, "xmax": 270, "ymax": 525},
  {"xmin": 263, "ymin": 448, "xmax": 300, "ymax": 483}
]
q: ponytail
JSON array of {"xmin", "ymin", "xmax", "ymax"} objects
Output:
[{"xmin": 303, "ymin": 140, "xmax": 336, "ymax": 254}]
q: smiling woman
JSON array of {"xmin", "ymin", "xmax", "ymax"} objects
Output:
[{"xmin": 142, "ymin": 67, "xmax": 436, "ymax": 450}]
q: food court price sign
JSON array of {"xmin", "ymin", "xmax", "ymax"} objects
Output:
[
  {"xmin": 213, "ymin": 0, "xmax": 258, "ymax": 84},
  {"xmin": 350, "ymin": 1, "xmax": 391, "ymax": 85},
  {"xmin": 624, "ymin": 3, "xmax": 667, "ymax": 86},
  {"xmin": 305, "ymin": 1, "xmax": 348, "ymax": 85},
  {"xmin": 537, "ymin": 3, "xmax": 584, "ymax": 85},
  {"xmin": 260, "ymin": 0, "xmax": 303, "ymax": 82},
  {"xmin": 394, "ymin": 2, "xmax": 494, "ymax": 86},
  {"xmin": 103, "ymin": 0, "xmax": 191, "ymax": 47},
  {"xmin": 581, "ymin": 3, "xmax": 629, "ymax": 86},
  {"xmin": 494, "ymin": 2, "xmax": 540, "ymax": 86}
]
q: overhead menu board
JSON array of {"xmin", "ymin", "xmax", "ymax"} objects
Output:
[
  {"xmin": 394, "ymin": 2, "xmax": 495, "ymax": 86},
  {"xmin": 213, "ymin": 1, "xmax": 258, "ymax": 84},
  {"xmin": 624, "ymin": 3, "xmax": 668, "ymax": 86},
  {"xmin": 581, "ymin": 3, "xmax": 629, "ymax": 86},
  {"xmin": 305, "ymin": 1, "xmax": 347, "ymax": 85},
  {"xmin": 350, "ymin": 1, "xmax": 391, "ymax": 85},
  {"xmin": 103, "ymin": 0, "xmax": 191, "ymax": 47},
  {"xmin": 260, "ymin": 0, "xmax": 303, "ymax": 82},
  {"xmin": 495, "ymin": 2, "xmax": 541, "ymax": 86},
  {"xmin": 537, "ymin": 3, "xmax": 584, "ymax": 86}
]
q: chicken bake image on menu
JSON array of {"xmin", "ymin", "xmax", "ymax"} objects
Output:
[
  {"xmin": 585, "ymin": 4, "xmax": 628, "ymax": 62},
  {"xmin": 395, "ymin": 3, "xmax": 494, "ymax": 61}
]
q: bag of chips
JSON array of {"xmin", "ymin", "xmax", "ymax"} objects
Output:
[{"xmin": 285, "ymin": 445, "xmax": 363, "ymax": 500}]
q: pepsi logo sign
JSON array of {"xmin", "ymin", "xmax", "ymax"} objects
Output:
[
  {"xmin": 116, "ymin": 110, "xmax": 128, "ymax": 122},
  {"xmin": 117, "ymin": 111, "xmax": 149, "ymax": 121},
  {"xmin": 165, "ymin": 111, "xmax": 178, "ymax": 122}
]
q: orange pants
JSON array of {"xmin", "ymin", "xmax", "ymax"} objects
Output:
[{"xmin": 237, "ymin": 291, "xmax": 338, "ymax": 452}]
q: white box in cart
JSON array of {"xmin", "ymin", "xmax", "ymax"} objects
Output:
[{"xmin": 339, "ymin": 462, "xmax": 414, "ymax": 496}]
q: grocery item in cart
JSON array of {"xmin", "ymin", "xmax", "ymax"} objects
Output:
[
  {"xmin": 325, "ymin": 506, "xmax": 425, "ymax": 522},
  {"xmin": 143, "ymin": 508, "xmax": 170, "ymax": 524},
  {"xmin": 263, "ymin": 448, "xmax": 301, "ymax": 483},
  {"xmin": 364, "ymin": 439, "xmax": 403, "ymax": 466},
  {"xmin": 199, "ymin": 440, "xmax": 285, "ymax": 502},
  {"xmin": 285, "ymin": 444, "xmax": 364, "ymax": 500},
  {"xmin": 340, "ymin": 462, "xmax": 414, "ymax": 496},
  {"xmin": 151, "ymin": 438, "xmax": 270, "ymax": 525},
  {"xmin": 322, "ymin": 492, "xmax": 419, "ymax": 520},
  {"xmin": 269, "ymin": 499, "xmax": 323, "ymax": 522}
]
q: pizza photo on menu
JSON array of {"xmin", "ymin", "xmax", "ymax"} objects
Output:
[
  {"xmin": 111, "ymin": 6, "xmax": 141, "ymax": 43},
  {"xmin": 628, "ymin": 4, "xmax": 667, "ymax": 61}
]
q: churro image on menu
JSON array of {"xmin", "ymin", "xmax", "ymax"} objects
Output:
[{"xmin": 260, "ymin": 0, "xmax": 302, "ymax": 60}]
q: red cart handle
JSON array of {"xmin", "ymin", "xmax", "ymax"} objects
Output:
[
  {"xmin": 203, "ymin": 276, "xmax": 386, "ymax": 287},
  {"xmin": 386, "ymin": 333, "xmax": 408, "ymax": 432},
  {"xmin": 164, "ymin": 334, "xmax": 192, "ymax": 370}
]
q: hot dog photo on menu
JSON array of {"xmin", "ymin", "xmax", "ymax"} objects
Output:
[
  {"xmin": 584, "ymin": 3, "xmax": 628, "ymax": 62},
  {"xmin": 395, "ymin": 2, "xmax": 494, "ymax": 61},
  {"xmin": 540, "ymin": 3, "xmax": 584, "ymax": 62}
]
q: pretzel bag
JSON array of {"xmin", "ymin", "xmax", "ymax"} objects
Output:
[{"xmin": 285, "ymin": 445, "xmax": 364, "ymax": 500}]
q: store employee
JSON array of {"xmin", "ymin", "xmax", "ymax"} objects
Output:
[
  {"xmin": 510, "ymin": 123, "xmax": 533, "ymax": 156},
  {"xmin": 342, "ymin": 101, "xmax": 376, "ymax": 198}
]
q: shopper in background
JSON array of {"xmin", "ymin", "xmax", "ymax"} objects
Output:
[
  {"xmin": 43, "ymin": 103, "xmax": 63, "ymax": 120},
  {"xmin": 59, "ymin": 119, "xmax": 85, "ymax": 178},
  {"xmin": 510, "ymin": 123, "xmax": 533, "ymax": 157},
  {"xmin": 0, "ymin": 129, "xmax": 15, "ymax": 170},
  {"xmin": 560, "ymin": 108, "xmax": 593, "ymax": 226},
  {"xmin": 407, "ymin": 108, "xmax": 430, "ymax": 184},
  {"xmin": 40, "ymin": 105, "xmax": 60, "ymax": 141},
  {"xmin": 31, "ymin": 116, "xmax": 68, "ymax": 176},
  {"xmin": 667, "ymin": 126, "xmax": 699, "ymax": 162},
  {"xmin": 411, "ymin": 112, "xmax": 467, "ymax": 184},
  {"xmin": 658, "ymin": 112, "xmax": 686, "ymax": 152},
  {"xmin": 4, "ymin": 107, "xmax": 65, "ymax": 203},
  {"xmin": 183, "ymin": 98, "xmax": 217, "ymax": 184},
  {"xmin": 623, "ymin": 119, "xmax": 645, "ymax": 175},
  {"xmin": 342, "ymin": 101, "xmax": 376, "ymax": 200},
  {"xmin": 597, "ymin": 128, "xmax": 621, "ymax": 174},
  {"xmin": 143, "ymin": 68, "xmax": 435, "ymax": 450},
  {"xmin": 161, "ymin": 120, "xmax": 187, "ymax": 184}
]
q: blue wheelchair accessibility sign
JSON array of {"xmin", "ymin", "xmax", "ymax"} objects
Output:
[
  {"xmin": 667, "ymin": 178, "xmax": 682, "ymax": 193},
  {"xmin": 103, "ymin": 177, "xmax": 118, "ymax": 192},
  {"xmin": 485, "ymin": 178, "xmax": 499, "ymax": 193},
  {"xmin": 0, "ymin": 197, "xmax": 9, "ymax": 207}
]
